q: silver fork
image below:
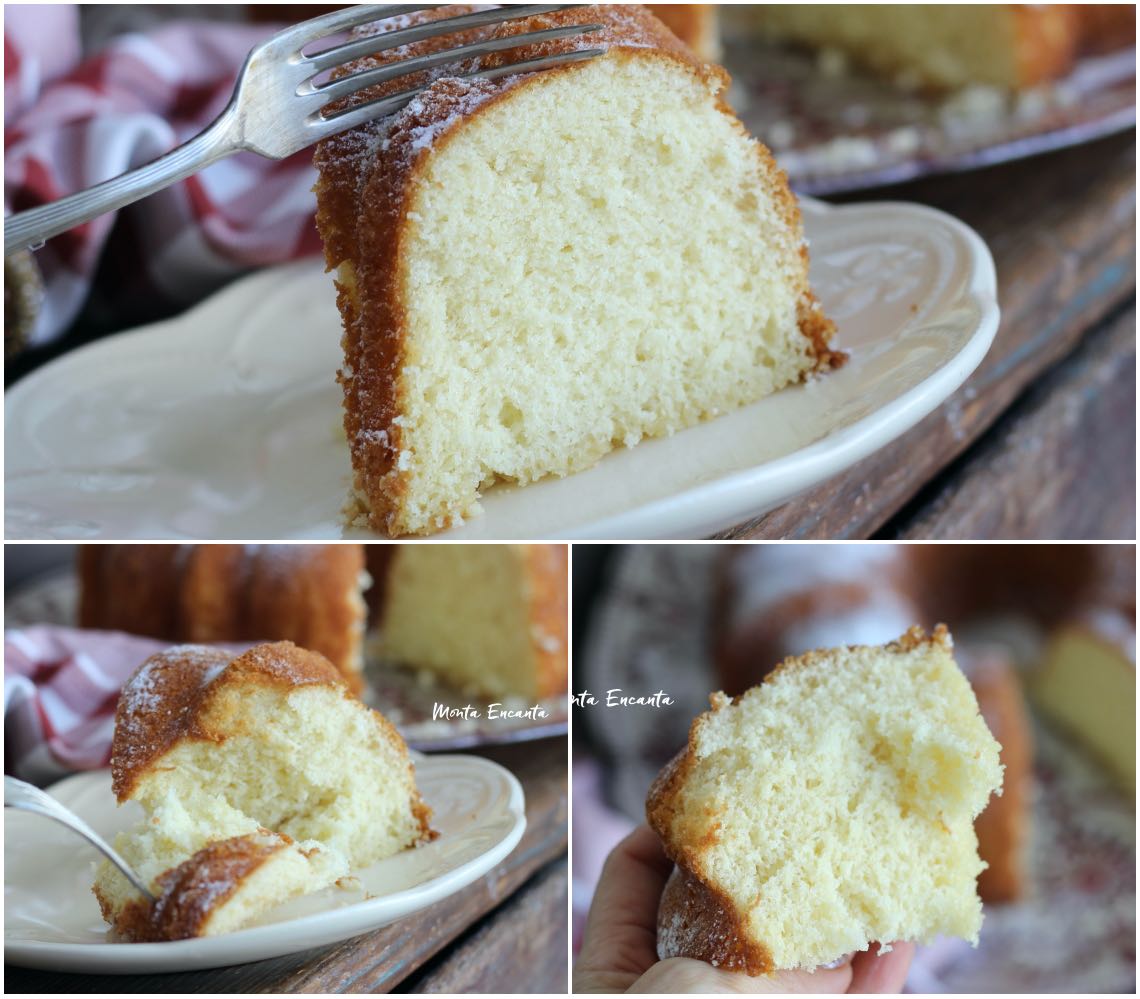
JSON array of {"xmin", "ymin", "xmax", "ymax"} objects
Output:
[
  {"xmin": 4, "ymin": 775, "xmax": 154, "ymax": 900},
  {"xmin": 4, "ymin": 4, "xmax": 603, "ymax": 255}
]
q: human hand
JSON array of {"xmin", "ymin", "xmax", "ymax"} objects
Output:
[{"xmin": 574, "ymin": 825, "xmax": 915, "ymax": 994}]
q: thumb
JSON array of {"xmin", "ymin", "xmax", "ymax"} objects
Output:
[{"xmin": 628, "ymin": 957, "xmax": 854, "ymax": 994}]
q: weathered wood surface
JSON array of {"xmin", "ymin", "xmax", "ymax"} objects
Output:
[
  {"xmin": 3, "ymin": 738, "xmax": 568, "ymax": 994},
  {"xmin": 719, "ymin": 131, "xmax": 1136, "ymax": 539},
  {"xmin": 889, "ymin": 303, "xmax": 1135, "ymax": 540},
  {"xmin": 404, "ymin": 858, "xmax": 568, "ymax": 994}
]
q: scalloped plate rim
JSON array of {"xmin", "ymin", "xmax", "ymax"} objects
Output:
[{"xmin": 4, "ymin": 756, "xmax": 526, "ymax": 973}]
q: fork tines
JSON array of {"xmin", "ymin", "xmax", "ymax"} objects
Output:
[{"xmin": 283, "ymin": 4, "xmax": 606, "ymax": 137}]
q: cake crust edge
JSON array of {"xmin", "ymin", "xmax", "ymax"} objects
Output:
[{"xmin": 314, "ymin": 5, "xmax": 839, "ymax": 536}]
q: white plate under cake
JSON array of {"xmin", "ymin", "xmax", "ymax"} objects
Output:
[
  {"xmin": 4, "ymin": 197, "xmax": 997, "ymax": 540},
  {"xmin": 4, "ymin": 755, "xmax": 524, "ymax": 973}
]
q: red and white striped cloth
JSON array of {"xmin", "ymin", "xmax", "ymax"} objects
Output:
[
  {"xmin": 4, "ymin": 6, "xmax": 323, "ymax": 347},
  {"xmin": 3, "ymin": 625, "xmax": 251, "ymax": 786}
]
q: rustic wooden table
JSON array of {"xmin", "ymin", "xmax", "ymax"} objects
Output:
[
  {"xmin": 718, "ymin": 130, "xmax": 1137, "ymax": 541},
  {"xmin": 4, "ymin": 738, "xmax": 568, "ymax": 994}
]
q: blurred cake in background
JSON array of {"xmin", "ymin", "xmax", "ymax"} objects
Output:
[
  {"xmin": 77, "ymin": 544, "xmax": 368, "ymax": 692},
  {"xmin": 958, "ymin": 645, "xmax": 1034, "ymax": 903},
  {"xmin": 1033, "ymin": 607, "xmax": 1136, "ymax": 794},
  {"xmin": 647, "ymin": 3, "xmax": 720, "ymax": 61},
  {"xmin": 375, "ymin": 544, "xmax": 568, "ymax": 701},
  {"xmin": 75, "ymin": 542, "xmax": 569, "ymax": 705},
  {"xmin": 714, "ymin": 543, "xmax": 1131, "ymax": 689},
  {"xmin": 724, "ymin": 5, "xmax": 1135, "ymax": 90}
]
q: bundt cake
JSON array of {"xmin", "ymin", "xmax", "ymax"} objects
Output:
[
  {"xmin": 313, "ymin": 4, "xmax": 838, "ymax": 536},
  {"xmin": 1033, "ymin": 608, "xmax": 1136, "ymax": 794},
  {"xmin": 375, "ymin": 543, "xmax": 568, "ymax": 700},
  {"xmin": 647, "ymin": 626, "xmax": 1003, "ymax": 973},
  {"xmin": 727, "ymin": 5, "xmax": 1135, "ymax": 90},
  {"xmin": 93, "ymin": 642, "xmax": 433, "ymax": 941},
  {"xmin": 363, "ymin": 545, "xmax": 397, "ymax": 621},
  {"xmin": 647, "ymin": 3, "xmax": 721, "ymax": 61},
  {"xmin": 77, "ymin": 544, "xmax": 369, "ymax": 693},
  {"xmin": 127, "ymin": 831, "xmax": 347, "ymax": 942}
]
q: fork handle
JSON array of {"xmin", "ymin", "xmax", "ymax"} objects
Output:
[{"xmin": 4, "ymin": 105, "xmax": 240, "ymax": 257}]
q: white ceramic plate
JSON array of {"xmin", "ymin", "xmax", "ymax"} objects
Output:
[
  {"xmin": 5, "ymin": 198, "xmax": 998, "ymax": 540},
  {"xmin": 4, "ymin": 755, "xmax": 526, "ymax": 973}
]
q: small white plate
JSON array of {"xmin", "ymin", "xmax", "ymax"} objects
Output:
[
  {"xmin": 4, "ymin": 198, "xmax": 998, "ymax": 540},
  {"xmin": 4, "ymin": 755, "xmax": 526, "ymax": 973}
]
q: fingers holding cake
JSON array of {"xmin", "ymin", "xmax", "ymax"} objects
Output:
[
  {"xmin": 575, "ymin": 825, "xmax": 673, "ymax": 992},
  {"xmin": 846, "ymin": 942, "xmax": 916, "ymax": 994},
  {"xmin": 575, "ymin": 826, "xmax": 867, "ymax": 993}
]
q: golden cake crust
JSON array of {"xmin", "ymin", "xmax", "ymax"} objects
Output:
[
  {"xmin": 110, "ymin": 641, "xmax": 348, "ymax": 802},
  {"xmin": 645, "ymin": 692, "xmax": 771, "ymax": 973},
  {"xmin": 313, "ymin": 4, "xmax": 838, "ymax": 535},
  {"xmin": 95, "ymin": 832, "xmax": 288, "ymax": 943},
  {"xmin": 78, "ymin": 544, "xmax": 367, "ymax": 693},
  {"xmin": 658, "ymin": 864, "xmax": 773, "ymax": 974}
]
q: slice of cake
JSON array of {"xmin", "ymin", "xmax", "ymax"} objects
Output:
[
  {"xmin": 1033, "ymin": 609, "xmax": 1136, "ymax": 794},
  {"xmin": 93, "ymin": 642, "xmax": 433, "ymax": 941},
  {"xmin": 376, "ymin": 544, "xmax": 567, "ymax": 701},
  {"xmin": 710, "ymin": 544, "xmax": 1035, "ymax": 904},
  {"xmin": 126, "ymin": 831, "xmax": 348, "ymax": 942},
  {"xmin": 314, "ymin": 5, "xmax": 838, "ymax": 536},
  {"xmin": 647, "ymin": 626, "xmax": 1003, "ymax": 973}
]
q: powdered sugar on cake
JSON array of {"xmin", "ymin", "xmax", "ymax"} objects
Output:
[
  {"xmin": 318, "ymin": 5, "xmax": 663, "ymax": 192},
  {"xmin": 119, "ymin": 646, "xmax": 229, "ymax": 718}
]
